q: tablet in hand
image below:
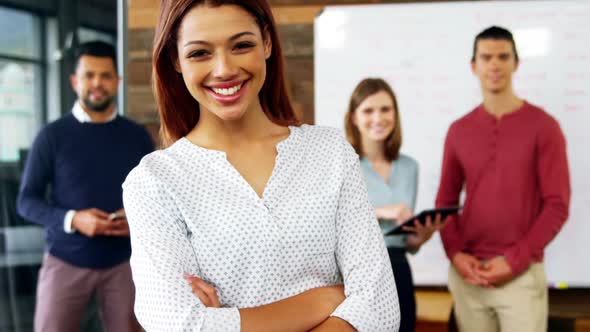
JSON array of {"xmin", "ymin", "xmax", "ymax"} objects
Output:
[{"xmin": 384, "ymin": 206, "xmax": 461, "ymax": 236}]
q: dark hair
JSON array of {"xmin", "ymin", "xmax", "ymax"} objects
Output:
[
  {"xmin": 344, "ymin": 78, "xmax": 402, "ymax": 162},
  {"xmin": 74, "ymin": 41, "xmax": 117, "ymax": 72},
  {"xmin": 153, "ymin": 0, "xmax": 299, "ymax": 146},
  {"xmin": 472, "ymin": 26, "xmax": 519, "ymax": 62}
]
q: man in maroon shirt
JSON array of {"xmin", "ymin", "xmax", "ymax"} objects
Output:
[{"xmin": 436, "ymin": 26, "xmax": 570, "ymax": 332}]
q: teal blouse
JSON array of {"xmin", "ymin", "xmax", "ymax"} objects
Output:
[{"xmin": 360, "ymin": 154, "xmax": 418, "ymax": 248}]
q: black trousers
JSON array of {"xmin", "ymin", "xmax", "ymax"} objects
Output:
[{"xmin": 388, "ymin": 247, "xmax": 416, "ymax": 332}]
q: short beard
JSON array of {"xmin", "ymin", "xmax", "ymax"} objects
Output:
[{"xmin": 82, "ymin": 96, "xmax": 115, "ymax": 113}]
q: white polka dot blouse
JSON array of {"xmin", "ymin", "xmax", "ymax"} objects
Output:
[{"xmin": 122, "ymin": 125, "xmax": 400, "ymax": 331}]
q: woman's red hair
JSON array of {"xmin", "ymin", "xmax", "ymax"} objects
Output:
[{"xmin": 152, "ymin": 0, "xmax": 299, "ymax": 146}]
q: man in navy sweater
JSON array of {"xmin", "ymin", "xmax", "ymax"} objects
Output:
[{"xmin": 17, "ymin": 41, "xmax": 154, "ymax": 331}]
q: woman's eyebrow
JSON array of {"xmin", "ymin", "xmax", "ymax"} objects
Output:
[{"xmin": 183, "ymin": 31, "xmax": 256, "ymax": 48}]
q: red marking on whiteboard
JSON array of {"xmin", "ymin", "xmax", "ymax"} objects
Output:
[
  {"xmin": 475, "ymin": 12, "xmax": 506, "ymax": 23},
  {"xmin": 535, "ymin": 11, "xmax": 556, "ymax": 19},
  {"xmin": 407, "ymin": 76, "xmax": 424, "ymax": 84},
  {"xmin": 565, "ymin": 11, "xmax": 590, "ymax": 19},
  {"xmin": 432, "ymin": 75, "xmax": 450, "ymax": 82},
  {"xmin": 565, "ymin": 73, "xmax": 588, "ymax": 80},
  {"xmin": 564, "ymin": 90, "xmax": 588, "ymax": 97},
  {"xmin": 518, "ymin": 89, "xmax": 543, "ymax": 97},
  {"xmin": 519, "ymin": 73, "xmax": 547, "ymax": 81},
  {"xmin": 564, "ymin": 105, "xmax": 585, "ymax": 112},
  {"xmin": 563, "ymin": 32, "xmax": 585, "ymax": 40},
  {"xmin": 566, "ymin": 54, "xmax": 590, "ymax": 61}
]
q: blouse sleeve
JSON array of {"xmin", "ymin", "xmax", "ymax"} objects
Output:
[
  {"xmin": 330, "ymin": 140, "xmax": 401, "ymax": 332},
  {"xmin": 122, "ymin": 164, "xmax": 241, "ymax": 332},
  {"xmin": 405, "ymin": 159, "xmax": 420, "ymax": 255},
  {"xmin": 408, "ymin": 159, "xmax": 419, "ymax": 212}
]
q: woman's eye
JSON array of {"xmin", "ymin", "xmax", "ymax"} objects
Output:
[
  {"xmin": 234, "ymin": 42, "xmax": 255, "ymax": 51},
  {"xmin": 188, "ymin": 50, "xmax": 209, "ymax": 58}
]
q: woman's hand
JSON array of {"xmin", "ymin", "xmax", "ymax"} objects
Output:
[
  {"xmin": 374, "ymin": 203, "xmax": 413, "ymax": 224},
  {"xmin": 404, "ymin": 214, "xmax": 445, "ymax": 250},
  {"xmin": 184, "ymin": 273, "xmax": 220, "ymax": 307},
  {"xmin": 184, "ymin": 273, "xmax": 347, "ymax": 317}
]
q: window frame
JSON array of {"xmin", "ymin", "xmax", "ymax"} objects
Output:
[{"xmin": 0, "ymin": 5, "xmax": 47, "ymax": 175}]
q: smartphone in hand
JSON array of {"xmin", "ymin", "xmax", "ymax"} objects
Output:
[{"xmin": 108, "ymin": 213, "xmax": 126, "ymax": 221}]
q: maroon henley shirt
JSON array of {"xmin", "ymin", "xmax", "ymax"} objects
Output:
[{"xmin": 436, "ymin": 101, "xmax": 570, "ymax": 276}]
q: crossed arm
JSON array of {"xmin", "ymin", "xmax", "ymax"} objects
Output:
[
  {"xmin": 185, "ymin": 275, "xmax": 354, "ymax": 331},
  {"xmin": 123, "ymin": 177, "xmax": 363, "ymax": 331}
]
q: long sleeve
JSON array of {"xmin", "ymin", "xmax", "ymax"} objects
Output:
[
  {"xmin": 17, "ymin": 128, "xmax": 68, "ymax": 227},
  {"xmin": 122, "ymin": 166, "xmax": 241, "ymax": 332},
  {"xmin": 330, "ymin": 141, "xmax": 400, "ymax": 332},
  {"xmin": 406, "ymin": 160, "xmax": 420, "ymax": 255},
  {"xmin": 408, "ymin": 160, "xmax": 418, "ymax": 211},
  {"xmin": 436, "ymin": 125, "xmax": 465, "ymax": 261},
  {"xmin": 504, "ymin": 118, "xmax": 570, "ymax": 275}
]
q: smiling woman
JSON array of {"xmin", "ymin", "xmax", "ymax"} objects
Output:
[
  {"xmin": 122, "ymin": 1, "xmax": 400, "ymax": 331},
  {"xmin": 344, "ymin": 78, "xmax": 445, "ymax": 332},
  {"xmin": 152, "ymin": 0, "xmax": 297, "ymax": 146},
  {"xmin": 175, "ymin": 5, "xmax": 272, "ymax": 124}
]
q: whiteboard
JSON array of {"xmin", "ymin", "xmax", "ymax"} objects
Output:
[{"xmin": 314, "ymin": 0, "xmax": 590, "ymax": 287}]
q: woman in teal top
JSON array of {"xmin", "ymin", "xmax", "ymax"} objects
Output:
[
  {"xmin": 360, "ymin": 154, "xmax": 419, "ymax": 248},
  {"xmin": 345, "ymin": 78, "xmax": 443, "ymax": 332}
]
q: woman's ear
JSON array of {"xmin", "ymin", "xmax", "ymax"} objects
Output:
[
  {"xmin": 263, "ymin": 27, "xmax": 272, "ymax": 60},
  {"xmin": 173, "ymin": 57, "xmax": 181, "ymax": 73}
]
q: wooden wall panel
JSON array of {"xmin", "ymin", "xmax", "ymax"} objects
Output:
[
  {"xmin": 279, "ymin": 24, "xmax": 314, "ymax": 57},
  {"xmin": 127, "ymin": 60, "xmax": 151, "ymax": 85},
  {"xmin": 128, "ymin": 0, "xmax": 159, "ymax": 29},
  {"xmin": 272, "ymin": 6, "xmax": 323, "ymax": 24},
  {"xmin": 127, "ymin": 85, "xmax": 158, "ymax": 121},
  {"xmin": 285, "ymin": 57, "xmax": 314, "ymax": 124}
]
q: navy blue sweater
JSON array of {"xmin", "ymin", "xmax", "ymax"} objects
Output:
[{"xmin": 17, "ymin": 113, "xmax": 154, "ymax": 268}]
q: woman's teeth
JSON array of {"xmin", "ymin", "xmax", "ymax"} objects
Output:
[{"xmin": 212, "ymin": 83, "xmax": 243, "ymax": 96}]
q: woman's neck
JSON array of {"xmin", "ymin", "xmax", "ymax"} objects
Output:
[
  {"xmin": 187, "ymin": 104, "xmax": 286, "ymax": 150},
  {"xmin": 361, "ymin": 138, "xmax": 387, "ymax": 163}
]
